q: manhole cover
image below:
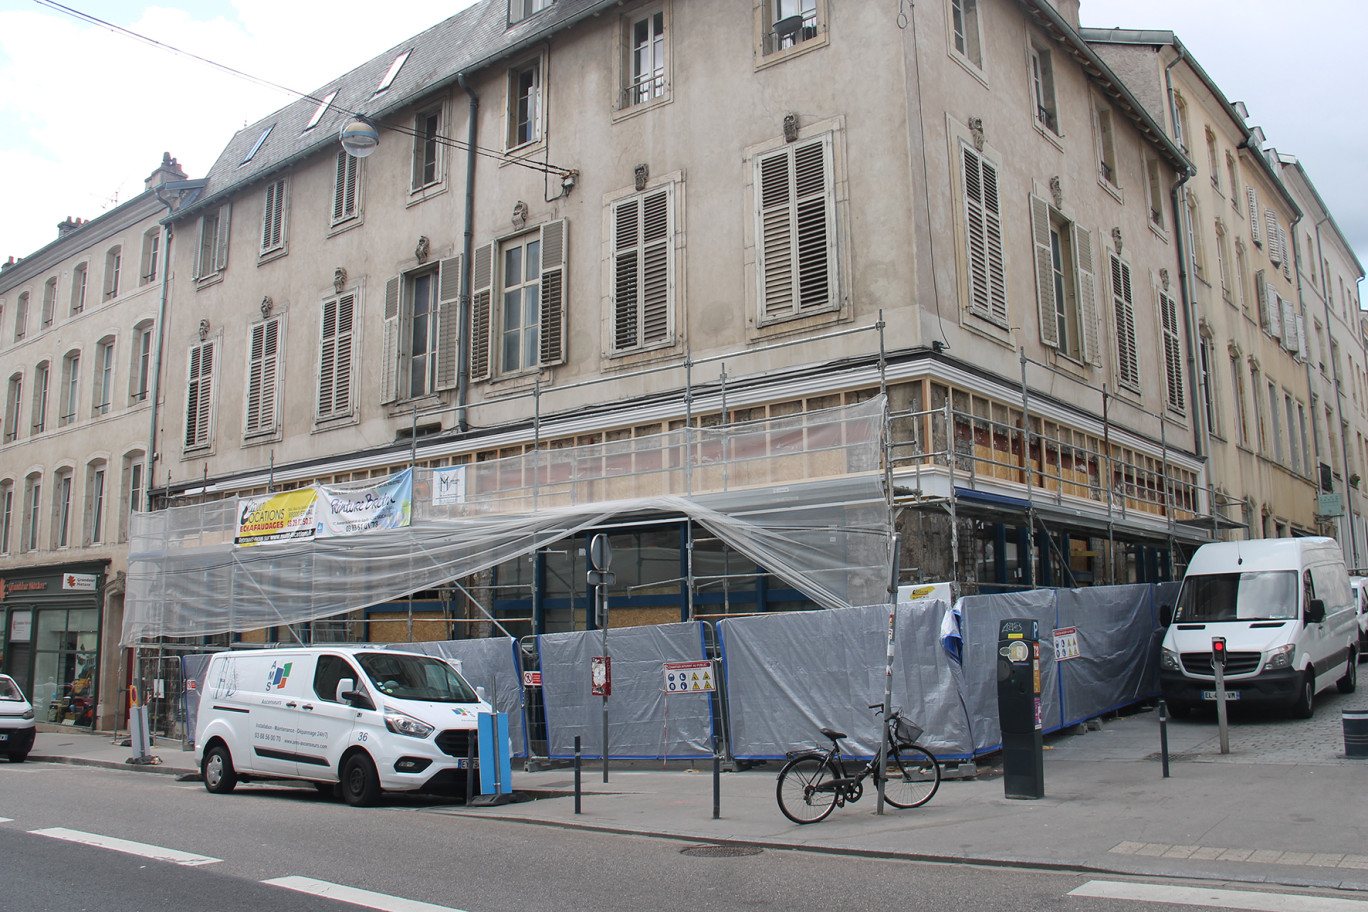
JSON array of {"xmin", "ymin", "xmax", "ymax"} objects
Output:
[{"xmin": 680, "ymin": 844, "xmax": 764, "ymax": 858}]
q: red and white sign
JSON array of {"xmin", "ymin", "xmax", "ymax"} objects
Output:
[
  {"xmin": 63, "ymin": 573, "xmax": 98, "ymax": 591},
  {"xmin": 663, "ymin": 659, "xmax": 715, "ymax": 694},
  {"xmin": 590, "ymin": 656, "xmax": 611, "ymax": 696},
  {"xmin": 522, "ymin": 671, "xmax": 542, "ymax": 687}
]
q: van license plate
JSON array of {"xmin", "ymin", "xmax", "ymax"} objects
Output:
[
  {"xmin": 1201, "ymin": 690, "xmax": 1240, "ymax": 700},
  {"xmin": 455, "ymin": 759, "xmax": 478, "ymax": 769},
  {"xmin": 0, "ymin": 733, "xmax": 8, "ymax": 741}
]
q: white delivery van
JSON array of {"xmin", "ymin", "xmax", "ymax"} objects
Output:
[
  {"xmin": 194, "ymin": 646, "xmax": 490, "ymax": 806},
  {"xmin": 1159, "ymin": 538, "xmax": 1358, "ymax": 718},
  {"xmin": 1352, "ymin": 576, "xmax": 1368, "ymax": 653}
]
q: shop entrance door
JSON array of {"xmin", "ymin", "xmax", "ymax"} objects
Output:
[{"xmin": 32, "ymin": 608, "xmax": 99, "ymax": 728}]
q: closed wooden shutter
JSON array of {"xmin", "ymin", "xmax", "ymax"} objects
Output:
[
  {"xmin": 1246, "ymin": 186, "xmax": 1261, "ymax": 245},
  {"xmin": 436, "ymin": 255, "xmax": 462, "ymax": 390},
  {"xmin": 246, "ymin": 319, "xmax": 278, "ymax": 434},
  {"xmin": 213, "ymin": 203, "xmax": 231, "ymax": 273},
  {"xmin": 539, "ymin": 219, "xmax": 567, "ymax": 367},
  {"xmin": 962, "ymin": 145, "xmax": 1007, "ymax": 326},
  {"xmin": 262, "ymin": 180, "xmax": 285, "ymax": 252},
  {"xmin": 185, "ymin": 342, "xmax": 214, "ymax": 448},
  {"xmin": 381, "ymin": 277, "xmax": 400, "ymax": 404},
  {"xmin": 1030, "ymin": 194, "xmax": 1059, "ymax": 349},
  {"xmin": 612, "ymin": 187, "xmax": 673, "ymax": 352},
  {"xmin": 1265, "ymin": 209, "xmax": 1281, "ymax": 264},
  {"xmin": 756, "ymin": 136, "xmax": 835, "ymax": 322},
  {"xmin": 1255, "ymin": 269, "xmax": 1272, "ymax": 333},
  {"xmin": 333, "ymin": 152, "xmax": 359, "ymax": 222},
  {"xmin": 1160, "ymin": 291, "xmax": 1184, "ymax": 411},
  {"xmin": 318, "ymin": 293, "xmax": 354, "ymax": 418},
  {"xmin": 469, "ymin": 243, "xmax": 494, "ymax": 382},
  {"xmin": 1075, "ymin": 224, "xmax": 1099, "ymax": 365},
  {"xmin": 1111, "ymin": 254, "xmax": 1137, "ymax": 389}
]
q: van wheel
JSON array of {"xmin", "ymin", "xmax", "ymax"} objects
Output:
[
  {"xmin": 1291, "ymin": 670, "xmax": 1315, "ymax": 719},
  {"xmin": 341, "ymin": 754, "xmax": 380, "ymax": 807},
  {"xmin": 202, "ymin": 744, "xmax": 238, "ymax": 794},
  {"xmin": 1338, "ymin": 653, "xmax": 1358, "ymax": 693}
]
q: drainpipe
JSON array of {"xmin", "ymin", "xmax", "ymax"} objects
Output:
[
  {"xmin": 1163, "ymin": 44, "xmax": 1210, "ymax": 536},
  {"xmin": 456, "ymin": 73, "xmax": 479, "ymax": 433},
  {"xmin": 145, "ymin": 208, "xmax": 175, "ymax": 505}
]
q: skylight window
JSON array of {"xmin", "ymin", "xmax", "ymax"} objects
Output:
[
  {"xmin": 375, "ymin": 50, "xmax": 411, "ymax": 94},
  {"xmin": 304, "ymin": 90, "xmax": 339, "ymax": 132},
  {"xmin": 241, "ymin": 124, "xmax": 274, "ymax": 165}
]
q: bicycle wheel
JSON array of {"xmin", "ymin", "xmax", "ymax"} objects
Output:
[
  {"xmin": 776, "ymin": 756, "xmax": 840, "ymax": 824},
  {"xmin": 881, "ymin": 743, "xmax": 940, "ymax": 809}
]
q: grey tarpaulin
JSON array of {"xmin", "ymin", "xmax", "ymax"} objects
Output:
[
  {"xmin": 956, "ymin": 589, "xmax": 1060, "ymax": 753},
  {"xmin": 384, "ymin": 638, "xmax": 526, "ymax": 757},
  {"xmin": 537, "ymin": 622, "xmax": 713, "ymax": 759},
  {"xmin": 1056, "ymin": 584, "xmax": 1160, "ymax": 726},
  {"xmin": 719, "ymin": 603, "xmax": 972, "ymax": 760}
]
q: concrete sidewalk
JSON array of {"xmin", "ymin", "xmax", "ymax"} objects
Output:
[{"xmin": 25, "ymin": 701, "xmax": 1368, "ymax": 893}]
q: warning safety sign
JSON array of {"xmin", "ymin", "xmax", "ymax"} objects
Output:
[{"xmin": 662, "ymin": 660, "xmax": 715, "ymax": 694}]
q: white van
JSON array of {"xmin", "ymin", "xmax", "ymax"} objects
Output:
[
  {"xmin": 194, "ymin": 646, "xmax": 490, "ymax": 806},
  {"xmin": 1352, "ymin": 576, "xmax": 1368, "ymax": 654},
  {"xmin": 1160, "ymin": 538, "xmax": 1358, "ymax": 718}
]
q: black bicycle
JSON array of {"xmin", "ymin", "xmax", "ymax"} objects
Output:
[{"xmin": 775, "ymin": 704, "xmax": 941, "ymax": 824}]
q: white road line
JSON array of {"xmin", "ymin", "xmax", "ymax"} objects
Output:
[
  {"xmin": 0, "ymin": 817, "xmax": 12, "ymax": 823},
  {"xmin": 264, "ymin": 876, "xmax": 470, "ymax": 912},
  {"xmin": 1070, "ymin": 880, "xmax": 1368, "ymax": 911},
  {"xmin": 30, "ymin": 827, "xmax": 221, "ymax": 866}
]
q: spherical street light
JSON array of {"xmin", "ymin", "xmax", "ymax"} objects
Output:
[{"xmin": 339, "ymin": 115, "xmax": 380, "ymax": 158}]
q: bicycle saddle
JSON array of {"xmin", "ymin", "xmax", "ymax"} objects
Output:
[{"xmin": 819, "ymin": 727, "xmax": 845, "ymax": 741}]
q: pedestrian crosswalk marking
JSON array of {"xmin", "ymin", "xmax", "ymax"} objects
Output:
[
  {"xmin": 1111, "ymin": 841, "xmax": 1368, "ymax": 870},
  {"xmin": 264, "ymin": 876, "xmax": 470, "ymax": 912},
  {"xmin": 30, "ymin": 827, "xmax": 221, "ymax": 866},
  {"xmin": 1070, "ymin": 880, "xmax": 1368, "ymax": 911}
]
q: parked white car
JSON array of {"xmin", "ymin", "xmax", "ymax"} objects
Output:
[{"xmin": 0, "ymin": 674, "xmax": 36, "ymax": 762}]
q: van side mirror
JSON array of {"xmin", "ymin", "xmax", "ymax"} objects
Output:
[
  {"xmin": 336, "ymin": 678, "xmax": 374, "ymax": 709},
  {"xmin": 1159, "ymin": 603, "xmax": 1174, "ymax": 627},
  {"xmin": 1306, "ymin": 598, "xmax": 1326, "ymax": 625},
  {"xmin": 476, "ymin": 686, "xmax": 487, "ymax": 702}
]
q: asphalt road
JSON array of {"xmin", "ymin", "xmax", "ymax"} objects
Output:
[{"xmin": 4, "ymin": 760, "xmax": 1367, "ymax": 912}]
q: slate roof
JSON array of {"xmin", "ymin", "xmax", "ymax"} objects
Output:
[{"xmin": 174, "ymin": 0, "xmax": 614, "ymax": 222}]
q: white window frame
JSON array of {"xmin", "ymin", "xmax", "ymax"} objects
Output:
[
  {"xmin": 1030, "ymin": 194, "xmax": 1098, "ymax": 365},
  {"xmin": 53, "ymin": 468, "xmax": 73, "ymax": 549},
  {"xmin": 140, "ymin": 227, "xmax": 161, "ymax": 285},
  {"xmin": 758, "ymin": 0, "xmax": 826, "ymax": 60},
  {"xmin": 609, "ymin": 181, "xmax": 677, "ymax": 354},
  {"xmin": 59, "ymin": 350, "xmax": 80, "ymax": 427},
  {"xmin": 120, "ymin": 451, "xmax": 145, "ymax": 543},
  {"xmin": 93, "ymin": 337, "xmax": 115, "ymax": 416},
  {"xmin": 506, "ymin": 56, "xmax": 544, "ymax": 150},
  {"xmin": 1029, "ymin": 42, "xmax": 1058, "ymax": 136},
  {"xmin": 194, "ymin": 204, "xmax": 231, "ymax": 283},
  {"xmin": 3, "ymin": 373, "xmax": 21, "ymax": 443},
  {"xmin": 949, "ymin": 0, "xmax": 983, "ymax": 70},
  {"xmin": 85, "ymin": 461, "xmax": 106, "ymax": 546},
  {"xmin": 104, "ymin": 246, "xmax": 122, "ymax": 300},
  {"xmin": 30, "ymin": 361, "xmax": 48, "ymax": 434},
  {"xmin": 509, "ymin": 0, "xmax": 553, "ymax": 25},
  {"xmin": 0, "ymin": 481, "xmax": 12, "ymax": 554},
  {"xmin": 411, "ymin": 104, "xmax": 445, "ymax": 193},
  {"xmin": 619, "ymin": 5, "xmax": 670, "ymax": 112},
  {"xmin": 22, "ymin": 473, "xmax": 41, "ymax": 553},
  {"xmin": 1095, "ymin": 103, "xmax": 1119, "ymax": 189},
  {"xmin": 70, "ymin": 262, "xmax": 87, "ymax": 315},
  {"xmin": 41, "ymin": 277, "xmax": 57, "ymax": 329},
  {"xmin": 382, "ymin": 257, "xmax": 463, "ymax": 402},
  {"xmin": 130, "ymin": 321, "xmax": 153, "ymax": 404},
  {"xmin": 13, "ymin": 291, "xmax": 27, "ymax": 341},
  {"xmin": 468, "ymin": 221, "xmax": 567, "ymax": 382}
]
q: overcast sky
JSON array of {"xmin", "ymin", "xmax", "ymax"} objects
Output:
[{"xmin": 1, "ymin": 0, "xmax": 1364, "ymax": 288}]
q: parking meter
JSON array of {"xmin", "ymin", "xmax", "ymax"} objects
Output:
[{"xmin": 996, "ymin": 618, "xmax": 1044, "ymax": 799}]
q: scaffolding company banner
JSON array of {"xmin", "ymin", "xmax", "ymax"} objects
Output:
[
  {"xmin": 235, "ymin": 488, "xmax": 320, "ymax": 546},
  {"xmin": 316, "ymin": 469, "xmax": 413, "ymax": 537}
]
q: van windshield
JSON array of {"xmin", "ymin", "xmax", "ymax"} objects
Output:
[
  {"xmin": 356, "ymin": 653, "xmax": 480, "ymax": 703},
  {"xmin": 1174, "ymin": 570, "xmax": 1299, "ymax": 622}
]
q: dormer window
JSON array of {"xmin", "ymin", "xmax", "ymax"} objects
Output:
[
  {"xmin": 303, "ymin": 90, "xmax": 338, "ymax": 132},
  {"xmin": 375, "ymin": 51, "xmax": 411, "ymax": 95},
  {"xmin": 509, "ymin": 0, "xmax": 552, "ymax": 25},
  {"xmin": 241, "ymin": 124, "xmax": 274, "ymax": 165}
]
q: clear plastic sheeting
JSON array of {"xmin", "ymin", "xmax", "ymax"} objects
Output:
[
  {"xmin": 719, "ymin": 603, "xmax": 972, "ymax": 760},
  {"xmin": 383, "ymin": 638, "xmax": 526, "ymax": 757},
  {"xmin": 123, "ymin": 398, "xmax": 890, "ymax": 644},
  {"xmin": 537, "ymin": 622, "xmax": 713, "ymax": 759}
]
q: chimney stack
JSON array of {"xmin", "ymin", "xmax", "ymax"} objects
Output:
[
  {"xmin": 57, "ymin": 216, "xmax": 84, "ymax": 238},
  {"xmin": 144, "ymin": 152, "xmax": 187, "ymax": 192}
]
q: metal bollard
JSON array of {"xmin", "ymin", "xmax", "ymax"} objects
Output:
[
  {"xmin": 1157, "ymin": 699, "xmax": 1170, "ymax": 779},
  {"xmin": 574, "ymin": 735, "xmax": 582, "ymax": 814},
  {"xmin": 712, "ymin": 736, "xmax": 721, "ymax": 820}
]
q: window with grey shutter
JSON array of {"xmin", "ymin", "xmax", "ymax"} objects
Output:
[
  {"xmin": 612, "ymin": 186, "xmax": 674, "ymax": 352},
  {"xmin": 1255, "ymin": 269, "xmax": 1272, "ymax": 334},
  {"xmin": 245, "ymin": 318, "xmax": 279, "ymax": 435},
  {"xmin": 194, "ymin": 204, "xmax": 231, "ymax": 280},
  {"xmin": 1030, "ymin": 194, "xmax": 1059, "ymax": 349},
  {"xmin": 962, "ymin": 144, "xmax": 1007, "ymax": 327},
  {"xmin": 1246, "ymin": 186, "xmax": 1261, "ymax": 245},
  {"xmin": 436, "ymin": 256, "xmax": 462, "ymax": 390},
  {"xmin": 318, "ymin": 293, "xmax": 354, "ymax": 419},
  {"xmin": 755, "ymin": 135, "xmax": 837, "ymax": 324},
  {"xmin": 1111, "ymin": 254, "xmax": 1138, "ymax": 390},
  {"xmin": 1074, "ymin": 224, "xmax": 1099, "ymax": 365},
  {"xmin": 185, "ymin": 341, "xmax": 214, "ymax": 448},
  {"xmin": 261, "ymin": 179, "xmax": 286, "ymax": 254},
  {"xmin": 1265, "ymin": 209, "xmax": 1281, "ymax": 265},
  {"xmin": 332, "ymin": 151, "xmax": 360, "ymax": 224},
  {"xmin": 380, "ymin": 277, "xmax": 401, "ymax": 404},
  {"xmin": 1160, "ymin": 290, "xmax": 1184, "ymax": 412},
  {"xmin": 539, "ymin": 219, "xmax": 568, "ymax": 367},
  {"xmin": 469, "ymin": 244, "xmax": 494, "ymax": 382}
]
